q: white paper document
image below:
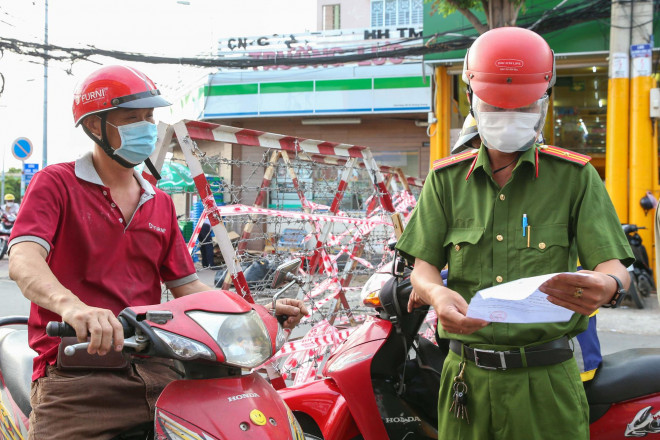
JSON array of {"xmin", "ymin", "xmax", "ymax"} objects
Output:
[{"xmin": 466, "ymin": 273, "xmax": 576, "ymax": 324}]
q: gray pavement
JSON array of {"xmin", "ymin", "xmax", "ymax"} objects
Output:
[{"xmin": 1, "ymin": 257, "xmax": 658, "ymax": 356}]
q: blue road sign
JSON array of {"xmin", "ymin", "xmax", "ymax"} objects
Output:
[
  {"xmin": 11, "ymin": 137, "xmax": 33, "ymax": 162},
  {"xmin": 23, "ymin": 163, "xmax": 39, "ymax": 174},
  {"xmin": 630, "ymin": 43, "xmax": 652, "ymax": 58},
  {"xmin": 22, "ymin": 163, "xmax": 39, "ymax": 186}
]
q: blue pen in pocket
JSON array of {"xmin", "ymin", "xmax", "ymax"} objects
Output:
[{"xmin": 522, "ymin": 214, "xmax": 528, "ymax": 237}]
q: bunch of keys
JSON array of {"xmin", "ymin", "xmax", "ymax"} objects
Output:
[{"xmin": 449, "ymin": 361, "xmax": 469, "ymax": 423}]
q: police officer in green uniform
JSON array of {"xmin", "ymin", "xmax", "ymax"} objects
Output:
[{"xmin": 397, "ymin": 27, "xmax": 634, "ymax": 440}]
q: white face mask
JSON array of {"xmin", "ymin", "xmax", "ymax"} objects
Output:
[
  {"xmin": 477, "ymin": 112, "xmax": 541, "ymax": 153},
  {"xmin": 472, "ymin": 93, "xmax": 548, "ymax": 153}
]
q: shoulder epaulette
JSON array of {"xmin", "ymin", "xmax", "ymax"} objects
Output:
[
  {"xmin": 538, "ymin": 145, "xmax": 591, "ymax": 166},
  {"xmin": 433, "ymin": 149, "xmax": 479, "ymax": 171}
]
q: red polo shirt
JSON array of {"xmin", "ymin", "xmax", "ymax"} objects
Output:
[{"xmin": 9, "ymin": 153, "xmax": 197, "ymax": 380}]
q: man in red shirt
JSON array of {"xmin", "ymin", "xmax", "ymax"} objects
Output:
[{"xmin": 8, "ymin": 65, "xmax": 306, "ymax": 439}]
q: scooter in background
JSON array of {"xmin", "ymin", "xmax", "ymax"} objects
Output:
[
  {"xmin": 0, "ymin": 260, "xmax": 308, "ymax": 440},
  {"xmin": 622, "ymin": 224, "xmax": 655, "ymax": 309},
  {"xmin": 279, "ymin": 251, "xmax": 660, "ymax": 440},
  {"xmin": 0, "ymin": 213, "xmax": 16, "ymax": 259}
]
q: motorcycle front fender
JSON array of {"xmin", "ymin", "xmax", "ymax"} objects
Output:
[
  {"xmin": 589, "ymin": 392, "xmax": 660, "ymax": 440},
  {"xmin": 279, "ymin": 378, "xmax": 360, "ymax": 440},
  {"xmin": 156, "ymin": 372, "xmax": 301, "ymax": 439}
]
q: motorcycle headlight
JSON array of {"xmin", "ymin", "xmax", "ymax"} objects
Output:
[
  {"xmin": 187, "ymin": 310, "xmax": 272, "ymax": 368},
  {"xmin": 152, "ymin": 328, "xmax": 216, "ymax": 361}
]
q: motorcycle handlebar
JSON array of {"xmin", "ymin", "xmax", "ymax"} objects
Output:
[
  {"xmin": 46, "ymin": 321, "xmax": 76, "ymax": 337},
  {"xmin": 46, "ymin": 317, "xmax": 132, "ymax": 338},
  {"xmin": 623, "ymin": 224, "xmax": 646, "ymax": 234}
]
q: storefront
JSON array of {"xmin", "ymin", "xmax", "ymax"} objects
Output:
[{"xmin": 423, "ymin": 0, "xmax": 660, "ymax": 178}]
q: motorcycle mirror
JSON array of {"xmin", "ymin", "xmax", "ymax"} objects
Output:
[{"xmin": 271, "ymin": 259, "xmax": 302, "ymax": 289}]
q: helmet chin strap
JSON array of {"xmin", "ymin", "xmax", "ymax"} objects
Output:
[{"xmin": 80, "ymin": 114, "xmax": 163, "ymax": 181}]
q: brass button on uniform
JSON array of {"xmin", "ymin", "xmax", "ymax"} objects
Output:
[
  {"xmin": 539, "ymin": 242, "xmax": 546, "ymax": 250},
  {"xmin": 496, "ymin": 234, "xmax": 504, "ymax": 242},
  {"xmin": 455, "ymin": 245, "xmax": 461, "ymax": 251},
  {"xmin": 496, "ymin": 276, "xmax": 503, "ymax": 283},
  {"xmin": 499, "ymin": 194, "xmax": 506, "ymax": 201}
]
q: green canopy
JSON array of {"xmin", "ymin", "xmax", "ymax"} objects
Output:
[{"xmin": 156, "ymin": 161, "xmax": 196, "ymax": 193}]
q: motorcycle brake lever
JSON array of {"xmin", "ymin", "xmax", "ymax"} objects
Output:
[{"xmin": 63, "ymin": 336, "xmax": 148, "ymax": 356}]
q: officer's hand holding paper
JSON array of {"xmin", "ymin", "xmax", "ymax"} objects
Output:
[{"xmin": 466, "ymin": 273, "xmax": 578, "ymax": 323}]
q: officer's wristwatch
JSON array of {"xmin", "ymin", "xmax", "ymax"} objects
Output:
[{"xmin": 602, "ymin": 274, "xmax": 626, "ymax": 308}]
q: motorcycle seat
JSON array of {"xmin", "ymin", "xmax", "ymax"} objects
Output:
[
  {"xmin": 584, "ymin": 348, "xmax": 660, "ymax": 405},
  {"xmin": 0, "ymin": 329, "xmax": 36, "ymax": 416},
  {"xmin": 416, "ymin": 336, "xmax": 446, "ymax": 376}
]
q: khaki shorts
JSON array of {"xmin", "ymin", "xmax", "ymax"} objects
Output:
[{"xmin": 28, "ymin": 359, "xmax": 179, "ymax": 440}]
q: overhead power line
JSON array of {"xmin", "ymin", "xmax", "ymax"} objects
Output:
[{"xmin": 0, "ymin": 0, "xmax": 651, "ymax": 70}]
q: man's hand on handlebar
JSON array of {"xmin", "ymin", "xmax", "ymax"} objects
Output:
[
  {"xmin": 59, "ymin": 303, "xmax": 125, "ymax": 356},
  {"xmin": 271, "ymin": 298, "xmax": 309, "ymax": 329}
]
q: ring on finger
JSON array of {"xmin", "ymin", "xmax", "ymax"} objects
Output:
[{"xmin": 573, "ymin": 287, "xmax": 583, "ymax": 299}]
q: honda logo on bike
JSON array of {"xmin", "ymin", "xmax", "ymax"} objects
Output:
[
  {"xmin": 227, "ymin": 392, "xmax": 260, "ymax": 402},
  {"xmin": 385, "ymin": 416, "xmax": 421, "ymax": 424}
]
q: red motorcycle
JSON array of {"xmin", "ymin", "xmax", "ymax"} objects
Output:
[
  {"xmin": 0, "ymin": 260, "xmax": 307, "ymax": 439},
  {"xmin": 279, "ymin": 255, "xmax": 660, "ymax": 440}
]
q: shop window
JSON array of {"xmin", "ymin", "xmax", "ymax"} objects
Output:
[
  {"xmin": 553, "ymin": 72, "xmax": 608, "ymax": 154},
  {"xmin": 371, "ymin": 0, "xmax": 384, "ymax": 27},
  {"xmin": 268, "ymin": 164, "xmax": 372, "ymax": 211},
  {"xmin": 372, "ymin": 149, "xmax": 421, "ymax": 181},
  {"xmin": 452, "ymin": 70, "xmax": 610, "ymax": 155},
  {"xmin": 322, "ymin": 4, "xmax": 341, "ymax": 30},
  {"xmin": 371, "ymin": 0, "xmax": 422, "ymax": 27}
]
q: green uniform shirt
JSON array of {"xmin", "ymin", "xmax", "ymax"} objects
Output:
[{"xmin": 397, "ymin": 144, "xmax": 634, "ymax": 348}]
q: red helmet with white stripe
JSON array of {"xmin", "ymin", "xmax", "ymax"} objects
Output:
[
  {"xmin": 72, "ymin": 65, "xmax": 170, "ymax": 126},
  {"xmin": 462, "ymin": 27, "xmax": 555, "ymax": 109}
]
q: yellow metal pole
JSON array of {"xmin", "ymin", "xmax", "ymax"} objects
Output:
[
  {"xmin": 543, "ymin": 95, "xmax": 555, "ymax": 145},
  {"xmin": 605, "ymin": 0, "xmax": 631, "ymax": 222},
  {"xmin": 429, "ymin": 66, "xmax": 451, "ymax": 165},
  {"xmin": 628, "ymin": 0, "xmax": 655, "ymax": 272}
]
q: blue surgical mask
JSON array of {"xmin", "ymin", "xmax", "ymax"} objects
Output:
[{"xmin": 107, "ymin": 120, "xmax": 157, "ymax": 166}]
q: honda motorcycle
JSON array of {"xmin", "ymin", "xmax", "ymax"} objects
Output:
[
  {"xmin": 622, "ymin": 224, "xmax": 655, "ymax": 309},
  {"xmin": 0, "ymin": 260, "xmax": 308, "ymax": 440},
  {"xmin": 0, "ymin": 213, "xmax": 15, "ymax": 259},
  {"xmin": 279, "ymin": 252, "xmax": 660, "ymax": 440}
]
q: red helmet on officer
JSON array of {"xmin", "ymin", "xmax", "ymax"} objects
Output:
[
  {"xmin": 462, "ymin": 27, "xmax": 555, "ymax": 109},
  {"xmin": 73, "ymin": 65, "xmax": 170, "ymax": 126},
  {"xmin": 462, "ymin": 27, "xmax": 554, "ymax": 153}
]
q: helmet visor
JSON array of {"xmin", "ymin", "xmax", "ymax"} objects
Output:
[
  {"xmin": 113, "ymin": 90, "xmax": 171, "ymax": 109},
  {"xmin": 472, "ymin": 93, "xmax": 549, "ymax": 116}
]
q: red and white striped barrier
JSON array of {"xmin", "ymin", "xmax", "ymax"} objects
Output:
[
  {"xmin": 173, "ymin": 121, "xmax": 253, "ymax": 302},
  {"xmin": 215, "ymin": 204, "xmax": 392, "ymax": 227}
]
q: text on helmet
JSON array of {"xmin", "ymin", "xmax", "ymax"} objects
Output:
[{"xmin": 81, "ymin": 88, "xmax": 108, "ymax": 103}]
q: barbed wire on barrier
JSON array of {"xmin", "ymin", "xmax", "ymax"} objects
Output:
[{"xmin": 155, "ymin": 120, "xmax": 427, "ymax": 385}]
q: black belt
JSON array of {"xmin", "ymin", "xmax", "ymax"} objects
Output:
[{"xmin": 449, "ymin": 337, "xmax": 573, "ymax": 370}]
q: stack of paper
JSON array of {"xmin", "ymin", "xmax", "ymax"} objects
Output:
[{"xmin": 466, "ymin": 273, "xmax": 575, "ymax": 323}]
